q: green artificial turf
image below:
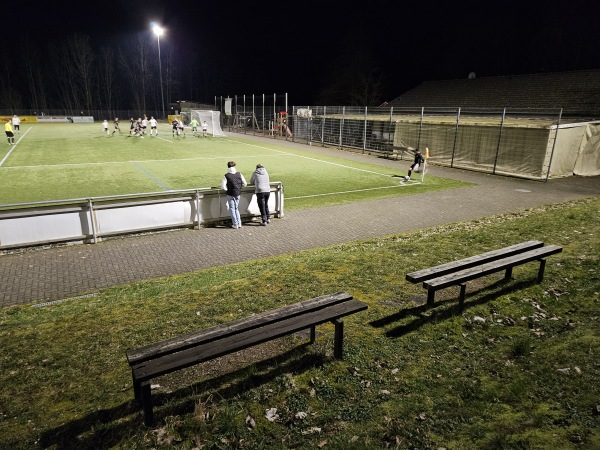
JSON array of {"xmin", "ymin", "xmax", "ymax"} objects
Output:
[{"xmin": 0, "ymin": 123, "xmax": 468, "ymax": 207}]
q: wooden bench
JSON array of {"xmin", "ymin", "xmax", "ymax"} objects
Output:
[
  {"xmin": 405, "ymin": 240, "xmax": 562, "ymax": 307},
  {"xmin": 126, "ymin": 292, "xmax": 367, "ymax": 426}
]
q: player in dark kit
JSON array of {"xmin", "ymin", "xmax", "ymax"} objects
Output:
[
  {"xmin": 111, "ymin": 117, "xmax": 121, "ymax": 135},
  {"xmin": 404, "ymin": 148, "xmax": 425, "ymax": 181}
]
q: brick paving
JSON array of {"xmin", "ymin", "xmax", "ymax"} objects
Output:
[{"xmin": 1, "ymin": 134, "xmax": 599, "ymax": 307}]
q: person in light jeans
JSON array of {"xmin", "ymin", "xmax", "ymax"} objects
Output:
[{"xmin": 221, "ymin": 161, "xmax": 247, "ymax": 228}]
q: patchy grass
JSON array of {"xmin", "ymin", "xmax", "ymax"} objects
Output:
[{"xmin": 0, "ymin": 198, "xmax": 599, "ymax": 449}]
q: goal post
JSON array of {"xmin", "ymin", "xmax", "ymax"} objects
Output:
[{"xmin": 189, "ymin": 110, "xmax": 226, "ymax": 137}]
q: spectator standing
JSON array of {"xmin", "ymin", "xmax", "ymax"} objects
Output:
[
  {"xmin": 5, "ymin": 119, "xmax": 15, "ymax": 144},
  {"xmin": 12, "ymin": 115, "xmax": 20, "ymax": 133},
  {"xmin": 250, "ymin": 164, "xmax": 271, "ymax": 225},
  {"xmin": 221, "ymin": 161, "xmax": 247, "ymax": 229}
]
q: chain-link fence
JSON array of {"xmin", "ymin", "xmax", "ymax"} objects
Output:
[{"xmin": 218, "ymin": 97, "xmax": 587, "ymax": 180}]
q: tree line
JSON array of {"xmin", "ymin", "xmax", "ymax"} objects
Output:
[{"xmin": 0, "ymin": 32, "xmax": 222, "ymax": 115}]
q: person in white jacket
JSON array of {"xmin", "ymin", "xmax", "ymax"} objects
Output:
[{"xmin": 250, "ymin": 164, "xmax": 271, "ymax": 225}]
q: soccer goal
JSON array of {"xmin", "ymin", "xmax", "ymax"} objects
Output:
[{"xmin": 189, "ymin": 110, "xmax": 226, "ymax": 137}]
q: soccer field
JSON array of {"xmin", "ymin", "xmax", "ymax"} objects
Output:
[{"xmin": 0, "ymin": 123, "xmax": 467, "ymax": 208}]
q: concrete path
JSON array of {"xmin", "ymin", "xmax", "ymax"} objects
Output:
[{"xmin": 1, "ymin": 134, "xmax": 599, "ymax": 307}]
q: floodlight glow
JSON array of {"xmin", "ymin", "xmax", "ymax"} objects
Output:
[{"xmin": 152, "ymin": 23, "xmax": 164, "ymax": 37}]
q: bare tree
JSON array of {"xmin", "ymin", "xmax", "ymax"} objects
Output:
[
  {"xmin": 120, "ymin": 36, "xmax": 152, "ymax": 114},
  {"xmin": 0, "ymin": 56, "xmax": 22, "ymax": 110},
  {"xmin": 66, "ymin": 34, "xmax": 95, "ymax": 112},
  {"xmin": 21, "ymin": 37, "xmax": 48, "ymax": 113},
  {"xmin": 98, "ymin": 46, "xmax": 118, "ymax": 116}
]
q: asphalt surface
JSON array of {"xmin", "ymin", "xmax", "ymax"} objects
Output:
[{"xmin": 1, "ymin": 133, "xmax": 599, "ymax": 307}]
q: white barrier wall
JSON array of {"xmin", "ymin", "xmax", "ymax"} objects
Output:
[{"xmin": 0, "ymin": 184, "xmax": 284, "ymax": 250}]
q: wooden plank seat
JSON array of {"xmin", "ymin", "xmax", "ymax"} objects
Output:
[
  {"xmin": 405, "ymin": 241, "xmax": 562, "ymax": 307},
  {"xmin": 126, "ymin": 292, "xmax": 368, "ymax": 426}
]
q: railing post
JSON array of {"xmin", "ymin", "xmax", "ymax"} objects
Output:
[{"xmin": 87, "ymin": 198, "xmax": 97, "ymax": 244}]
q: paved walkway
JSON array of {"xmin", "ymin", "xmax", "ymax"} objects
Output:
[{"xmin": 1, "ymin": 134, "xmax": 599, "ymax": 307}]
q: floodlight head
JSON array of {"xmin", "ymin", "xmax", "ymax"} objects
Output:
[{"xmin": 151, "ymin": 23, "xmax": 164, "ymax": 36}]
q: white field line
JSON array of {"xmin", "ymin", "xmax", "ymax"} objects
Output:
[
  {"xmin": 156, "ymin": 135, "xmax": 175, "ymax": 144},
  {"xmin": 0, "ymin": 127, "xmax": 33, "ymax": 167},
  {"xmin": 223, "ymin": 138, "xmax": 394, "ymax": 179},
  {"xmin": 1, "ymin": 154, "xmax": 283, "ymax": 169}
]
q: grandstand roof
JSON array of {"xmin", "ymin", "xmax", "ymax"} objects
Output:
[{"xmin": 387, "ymin": 70, "xmax": 600, "ymax": 118}]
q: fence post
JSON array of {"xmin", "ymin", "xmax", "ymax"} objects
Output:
[
  {"xmin": 339, "ymin": 107, "xmax": 345, "ymax": 149},
  {"xmin": 363, "ymin": 107, "xmax": 368, "ymax": 153},
  {"xmin": 321, "ymin": 106, "xmax": 326, "ymax": 147},
  {"xmin": 417, "ymin": 107, "xmax": 424, "ymax": 148},
  {"xmin": 545, "ymin": 108, "xmax": 563, "ymax": 182},
  {"xmin": 450, "ymin": 107, "xmax": 461, "ymax": 168},
  {"xmin": 493, "ymin": 108, "xmax": 506, "ymax": 174}
]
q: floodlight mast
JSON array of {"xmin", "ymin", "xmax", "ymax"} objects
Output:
[{"xmin": 152, "ymin": 23, "xmax": 166, "ymax": 121}]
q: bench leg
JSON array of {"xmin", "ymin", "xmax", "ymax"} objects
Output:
[
  {"xmin": 310, "ymin": 325, "xmax": 316, "ymax": 344},
  {"xmin": 133, "ymin": 376, "xmax": 141, "ymax": 403},
  {"xmin": 427, "ymin": 289, "xmax": 436, "ymax": 306},
  {"xmin": 333, "ymin": 319, "xmax": 344, "ymax": 359},
  {"xmin": 459, "ymin": 283, "xmax": 467, "ymax": 310},
  {"xmin": 504, "ymin": 267, "xmax": 513, "ymax": 280},
  {"xmin": 140, "ymin": 382, "xmax": 155, "ymax": 427},
  {"xmin": 537, "ymin": 258, "xmax": 547, "ymax": 283}
]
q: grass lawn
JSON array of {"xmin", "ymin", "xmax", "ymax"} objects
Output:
[
  {"xmin": 0, "ymin": 123, "xmax": 468, "ymax": 208},
  {"xmin": 0, "ymin": 198, "xmax": 598, "ymax": 449}
]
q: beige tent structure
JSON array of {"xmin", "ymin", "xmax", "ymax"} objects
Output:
[
  {"xmin": 386, "ymin": 113, "xmax": 600, "ymax": 179},
  {"xmin": 383, "ymin": 70, "xmax": 600, "ymax": 179}
]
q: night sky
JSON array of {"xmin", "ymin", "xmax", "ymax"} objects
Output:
[{"xmin": 2, "ymin": 0, "xmax": 600, "ymax": 106}]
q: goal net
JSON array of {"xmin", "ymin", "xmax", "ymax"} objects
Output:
[{"xmin": 188, "ymin": 110, "xmax": 226, "ymax": 137}]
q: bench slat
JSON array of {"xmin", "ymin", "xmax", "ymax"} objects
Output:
[
  {"xmin": 406, "ymin": 240, "xmax": 544, "ymax": 283},
  {"xmin": 131, "ymin": 299, "xmax": 368, "ymax": 382},
  {"xmin": 423, "ymin": 245, "xmax": 562, "ymax": 290},
  {"xmin": 126, "ymin": 291, "xmax": 353, "ymax": 365}
]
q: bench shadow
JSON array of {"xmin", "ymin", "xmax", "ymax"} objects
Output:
[
  {"xmin": 371, "ymin": 279, "xmax": 536, "ymax": 338},
  {"xmin": 39, "ymin": 342, "xmax": 324, "ymax": 449}
]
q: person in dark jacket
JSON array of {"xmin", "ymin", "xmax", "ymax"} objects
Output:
[
  {"xmin": 404, "ymin": 148, "xmax": 425, "ymax": 181},
  {"xmin": 250, "ymin": 164, "xmax": 271, "ymax": 225},
  {"xmin": 220, "ymin": 161, "xmax": 247, "ymax": 228}
]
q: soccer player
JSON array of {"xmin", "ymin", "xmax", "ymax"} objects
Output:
[
  {"xmin": 190, "ymin": 118, "xmax": 199, "ymax": 135},
  {"xmin": 5, "ymin": 118, "xmax": 15, "ymax": 144},
  {"xmin": 111, "ymin": 117, "xmax": 121, "ymax": 135},
  {"xmin": 12, "ymin": 115, "xmax": 20, "ymax": 133},
  {"xmin": 141, "ymin": 115, "xmax": 148, "ymax": 135},
  {"xmin": 102, "ymin": 119, "xmax": 109, "ymax": 135},
  {"xmin": 172, "ymin": 119, "xmax": 179, "ymax": 137},
  {"xmin": 129, "ymin": 118, "xmax": 135, "ymax": 136},
  {"xmin": 202, "ymin": 120, "xmax": 208, "ymax": 137},
  {"xmin": 149, "ymin": 116, "xmax": 158, "ymax": 136},
  {"xmin": 404, "ymin": 148, "xmax": 425, "ymax": 181}
]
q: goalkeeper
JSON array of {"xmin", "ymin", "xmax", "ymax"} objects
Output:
[{"xmin": 404, "ymin": 148, "xmax": 425, "ymax": 181}]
